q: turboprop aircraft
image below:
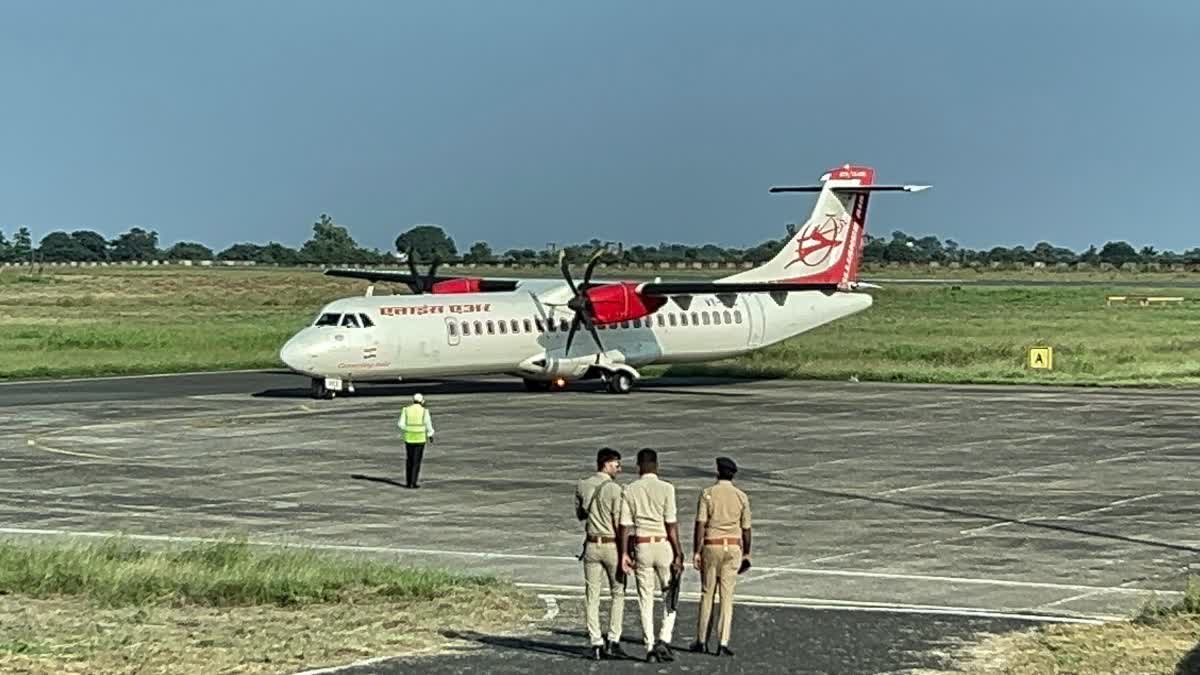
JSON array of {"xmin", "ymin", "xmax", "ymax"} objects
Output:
[{"xmin": 279, "ymin": 165, "xmax": 929, "ymax": 398}]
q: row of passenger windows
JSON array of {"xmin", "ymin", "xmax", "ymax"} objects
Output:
[
  {"xmin": 448, "ymin": 309, "xmax": 743, "ymax": 338},
  {"xmin": 314, "ymin": 312, "xmax": 376, "ymax": 328}
]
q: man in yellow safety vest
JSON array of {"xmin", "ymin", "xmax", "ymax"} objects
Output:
[{"xmin": 397, "ymin": 392, "xmax": 435, "ymax": 488}]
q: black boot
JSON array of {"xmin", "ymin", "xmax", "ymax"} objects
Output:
[{"xmin": 718, "ymin": 645, "xmax": 735, "ymax": 657}]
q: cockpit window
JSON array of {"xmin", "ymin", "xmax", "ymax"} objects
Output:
[
  {"xmin": 340, "ymin": 314, "xmax": 361, "ymax": 328},
  {"xmin": 359, "ymin": 313, "xmax": 374, "ymax": 327},
  {"xmin": 315, "ymin": 313, "xmax": 341, "ymax": 327}
]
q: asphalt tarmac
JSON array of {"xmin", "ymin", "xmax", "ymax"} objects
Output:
[{"xmin": 2, "ymin": 370, "xmax": 1198, "ymax": 674}]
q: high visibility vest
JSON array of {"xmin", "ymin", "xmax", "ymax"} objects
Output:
[{"xmin": 401, "ymin": 404, "xmax": 427, "ymax": 444}]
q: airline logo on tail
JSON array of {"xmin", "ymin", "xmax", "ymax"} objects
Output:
[{"xmin": 785, "ymin": 214, "xmax": 847, "ymax": 269}]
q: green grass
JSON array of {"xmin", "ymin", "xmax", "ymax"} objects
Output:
[
  {"xmin": 0, "ymin": 537, "xmax": 538, "ymax": 674},
  {"xmin": 3, "ymin": 267, "xmax": 1200, "ymax": 386},
  {"xmin": 0, "ymin": 537, "xmax": 499, "ymax": 608}
]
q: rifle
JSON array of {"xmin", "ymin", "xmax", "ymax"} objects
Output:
[{"xmin": 665, "ymin": 566, "xmax": 682, "ymax": 612}]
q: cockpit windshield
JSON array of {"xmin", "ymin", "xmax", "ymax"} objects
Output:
[{"xmin": 313, "ymin": 312, "xmax": 375, "ymax": 328}]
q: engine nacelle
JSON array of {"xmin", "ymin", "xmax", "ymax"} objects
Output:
[
  {"xmin": 431, "ymin": 278, "xmax": 484, "ymax": 294},
  {"xmin": 586, "ymin": 282, "xmax": 667, "ymax": 325}
]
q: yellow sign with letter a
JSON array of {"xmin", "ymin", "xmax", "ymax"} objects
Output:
[{"xmin": 1028, "ymin": 346, "xmax": 1053, "ymax": 370}]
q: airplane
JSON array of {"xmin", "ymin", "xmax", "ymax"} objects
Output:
[{"xmin": 279, "ymin": 164, "xmax": 929, "ymax": 398}]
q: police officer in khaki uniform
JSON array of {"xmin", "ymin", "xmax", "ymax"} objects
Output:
[
  {"xmin": 618, "ymin": 448, "xmax": 684, "ymax": 663},
  {"xmin": 574, "ymin": 447, "xmax": 628, "ymax": 660},
  {"xmin": 690, "ymin": 456, "xmax": 751, "ymax": 656}
]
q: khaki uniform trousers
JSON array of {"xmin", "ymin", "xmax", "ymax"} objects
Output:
[
  {"xmin": 582, "ymin": 541, "xmax": 624, "ymax": 646},
  {"xmin": 697, "ymin": 543, "xmax": 741, "ymax": 646},
  {"xmin": 634, "ymin": 540, "xmax": 677, "ymax": 648}
]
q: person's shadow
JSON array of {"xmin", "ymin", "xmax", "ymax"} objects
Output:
[
  {"xmin": 1177, "ymin": 641, "xmax": 1200, "ymax": 675},
  {"xmin": 350, "ymin": 473, "xmax": 406, "ymax": 488},
  {"xmin": 441, "ymin": 629, "xmax": 592, "ymax": 660}
]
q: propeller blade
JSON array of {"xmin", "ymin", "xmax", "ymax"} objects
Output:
[
  {"xmin": 564, "ymin": 315, "xmax": 580, "ymax": 354},
  {"xmin": 582, "ymin": 314, "xmax": 605, "ymax": 363},
  {"xmin": 581, "ymin": 247, "xmax": 605, "ymax": 289},
  {"xmin": 558, "ymin": 249, "xmax": 578, "ymax": 295},
  {"xmin": 405, "ymin": 248, "xmax": 423, "ymax": 294}
]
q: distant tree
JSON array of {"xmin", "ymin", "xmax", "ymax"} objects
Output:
[
  {"xmin": 165, "ymin": 242, "xmax": 214, "ymax": 260},
  {"xmin": 1183, "ymin": 248, "xmax": 1200, "ymax": 265},
  {"xmin": 0, "ymin": 229, "xmax": 10, "ymax": 262},
  {"xmin": 1098, "ymin": 241, "xmax": 1138, "ymax": 265},
  {"xmin": 217, "ymin": 243, "xmax": 265, "ymax": 261},
  {"xmin": 256, "ymin": 242, "xmax": 300, "ymax": 265},
  {"xmin": 38, "ymin": 231, "xmax": 92, "ymax": 262},
  {"xmin": 1079, "ymin": 245, "xmax": 1099, "ymax": 264},
  {"xmin": 71, "ymin": 230, "xmax": 109, "ymax": 261},
  {"xmin": 1139, "ymin": 246, "xmax": 1157, "ymax": 261},
  {"xmin": 464, "ymin": 241, "xmax": 493, "ymax": 263},
  {"xmin": 300, "ymin": 214, "xmax": 365, "ymax": 263},
  {"xmin": 109, "ymin": 227, "xmax": 160, "ymax": 261},
  {"xmin": 11, "ymin": 226, "xmax": 33, "ymax": 261},
  {"xmin": 394, "ymin": 224, "xmax": 457, "ymax": 260}
]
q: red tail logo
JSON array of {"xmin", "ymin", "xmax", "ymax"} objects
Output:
[{"xmin": 784, "ymin": 215, "xmax": 847, "ymax": 268}]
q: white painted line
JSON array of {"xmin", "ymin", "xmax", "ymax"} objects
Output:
[
  {"xmin": 520, "ymin": 587, "xmax": 1113, "ymax": 624},
  {"xmin": 290, "ymin": 654, "xmax": 403, "ymax": 675},
  {"xmin": 0, "ymin": 526, "xmax": 1175, "ymax": 600},
  {"xmin": 0, "ymin": 368, "xmax": 275, "ymax": 386}
]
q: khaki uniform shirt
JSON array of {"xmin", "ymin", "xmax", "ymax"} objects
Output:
[
  {"xmin": 696, "ymin": 480, "xmax": 751, "ymax": 539},
  {"xmin": 575, "ymin": 473, "xmax": 622, "ymax": 537},
  {"xmin": 619, "ymin": 473, "xmax": 677, "ymax": 537}
]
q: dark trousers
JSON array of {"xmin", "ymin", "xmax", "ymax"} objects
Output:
[{"xmin": 405, "ymin": 442, "xmax": 425, "ymax": 487}]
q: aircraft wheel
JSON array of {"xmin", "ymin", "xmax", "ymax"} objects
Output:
[
  {"xmin": 607, "ymin": 371, "xmax": 634, "ymax": 394},
  {"xmin": 311, "ymin": 378, "xmax": 335, "ymax": 400}
]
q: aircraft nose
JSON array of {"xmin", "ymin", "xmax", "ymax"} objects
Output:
[{"xmin": 279, "ymin": 337, "xmax": 309, "ymax": 373}]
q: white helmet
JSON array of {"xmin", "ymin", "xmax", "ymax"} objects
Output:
[{"xmin": 413, "ymin": 393, "xmax": 424, "ymax": 404}]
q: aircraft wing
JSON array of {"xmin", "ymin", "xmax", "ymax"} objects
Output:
[{"xmin": 323, "ymin": 268, "xmax": 520, "ymax": 292}]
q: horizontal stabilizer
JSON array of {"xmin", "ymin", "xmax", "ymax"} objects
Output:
[{"xmin": 768, "ymin": 184, "xmax": 931, "ymax": 193}]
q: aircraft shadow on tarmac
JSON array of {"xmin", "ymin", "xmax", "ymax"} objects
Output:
[{"xmin": 251, "ymin": 376, "xmax": 760, "ymax": 400}]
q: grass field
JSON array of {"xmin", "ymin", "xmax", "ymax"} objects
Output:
[
  {"xmin": 0, "ymin": 538, "xmax": 538, "ymax": 674},
  {"xmin": 3, "ymin": 266, "xmax": 1200, "ymax": 385}
]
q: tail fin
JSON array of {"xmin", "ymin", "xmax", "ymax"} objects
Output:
[{"xmin": 721, "ymin": 164, "xmax": 929, "ymax": 287}]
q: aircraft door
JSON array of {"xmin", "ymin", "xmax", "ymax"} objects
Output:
[
  {"xmin": 445, "ymin": 317, "xmax": 460, "ymax": 346},
  {"xmin": 746, "ymin": 295, "xmax": 766, "ymax": 348}
]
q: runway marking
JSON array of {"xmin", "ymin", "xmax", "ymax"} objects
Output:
[
  {"xmin": 0, "ymin": 526, "xmax": 1177, "ymax": 601},
  {"xmin": 25, "ymin": 438, "xmax": 113, "ymax": 461},
  {"xmin": 520, "ymin": 586, "xmax": 1114, "ymax": 624}
]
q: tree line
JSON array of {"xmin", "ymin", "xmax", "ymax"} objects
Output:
[{"xmin": 3, "ymin": 216, "xmax": 1199, "ymax": 267}]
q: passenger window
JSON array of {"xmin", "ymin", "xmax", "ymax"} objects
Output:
[
  {"xmin": 723, "ymin": 310, "xmax": 732, "ymax": 324},
  {"xmin": 498, "ymin": 321, "xmax": 507, "ymax": 334},
  {"xmin": 632, "ymin": 318, "xmax": 641, "ymax": 328},
  {"xmin": 620, "ymin": 320, "xmax": 629, "ymax": 329},
  {"xmin": 657, "ymin": 315, "xmax": 665, "ymax": 327},
  {"xmin": 474, "ymin": 320, "xmax": 483, "ymax": 334},
  {"xmin": 315, "ymin": 313, "xmax": 340, "ymax": 327},
  {"xmin": 712, "ymin": 312, "xmax": 721, "ymax": 325},
  {"xmin": 341, "ymin": 314, "xmax": 360, "ymax": 328},
  {"xmin": 680, "ymin": 313, "xmax": 688, "ymax": 326},
  {"xmin": 702, "ymin": 312, "xmax": 710, "ymax": 326},
  {"xmin": 546, "ymin": 318, "xmax": 556, "ymax": 332},
  {"xmin": 487, "ymin": 321, "xmax": 495, "ymax": 335},
  {"xmin": 668, "ymin": 314, "xmax": 677, "ymax": 326},
  {"xmin": 511, "ymin": 319, "xmax": 520, "ymax": 333},
  {"xmin": 734, "ymin": 310, "xmax": 743, "ymax": 324},
  {"xmin": 461, "ymin": 322, "xmax": 470, "ymax": 335},
  {"xmin": 690, "ymin": 312, "xmax": 699, "ymax": 326},
  {"xmin": 535, "ymin": 318, "xmax": 545, "ymax": 332},
  {"xmin": 448, "ymin": 322, "xmax": 458, "ymax": 337}
]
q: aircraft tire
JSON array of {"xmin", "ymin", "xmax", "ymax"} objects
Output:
[
  {"xmin": 311, "ymin": 378, "xmax": 335, "ymax": 400},
  {"xmin": 608, "ymin": 371, "xmax": 634, "ymax": 394}
]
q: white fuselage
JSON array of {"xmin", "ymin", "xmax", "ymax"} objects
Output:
[{"xmin": 279, "ymin": 288, "xmax": 872, "ymax": 384}]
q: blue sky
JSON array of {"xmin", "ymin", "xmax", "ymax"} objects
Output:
[{"xmin": 2, "ymin": 1, "xmax": 1197, "ymax": 254}]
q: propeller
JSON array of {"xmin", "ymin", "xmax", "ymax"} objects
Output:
[
  {"xmin": 558, "ymin": 248, "xmax": 607, "ymax": 361},
  {"xmin": 404, "ymin": 247, "xmax": 442, "ymax": 294}
]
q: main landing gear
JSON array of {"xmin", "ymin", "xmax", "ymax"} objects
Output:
[
  {"xmin": 604, "ymin": 369, "xmax": 634, "ymax": 394},
  {"xmin": 523, "ymin": 367, "xmax": 638, "ymax": 394}
]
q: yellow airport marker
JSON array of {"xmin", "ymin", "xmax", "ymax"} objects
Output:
[{"xmin": 1028, "ymin": 346, "xmax": 1053, "ymax": 370}]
